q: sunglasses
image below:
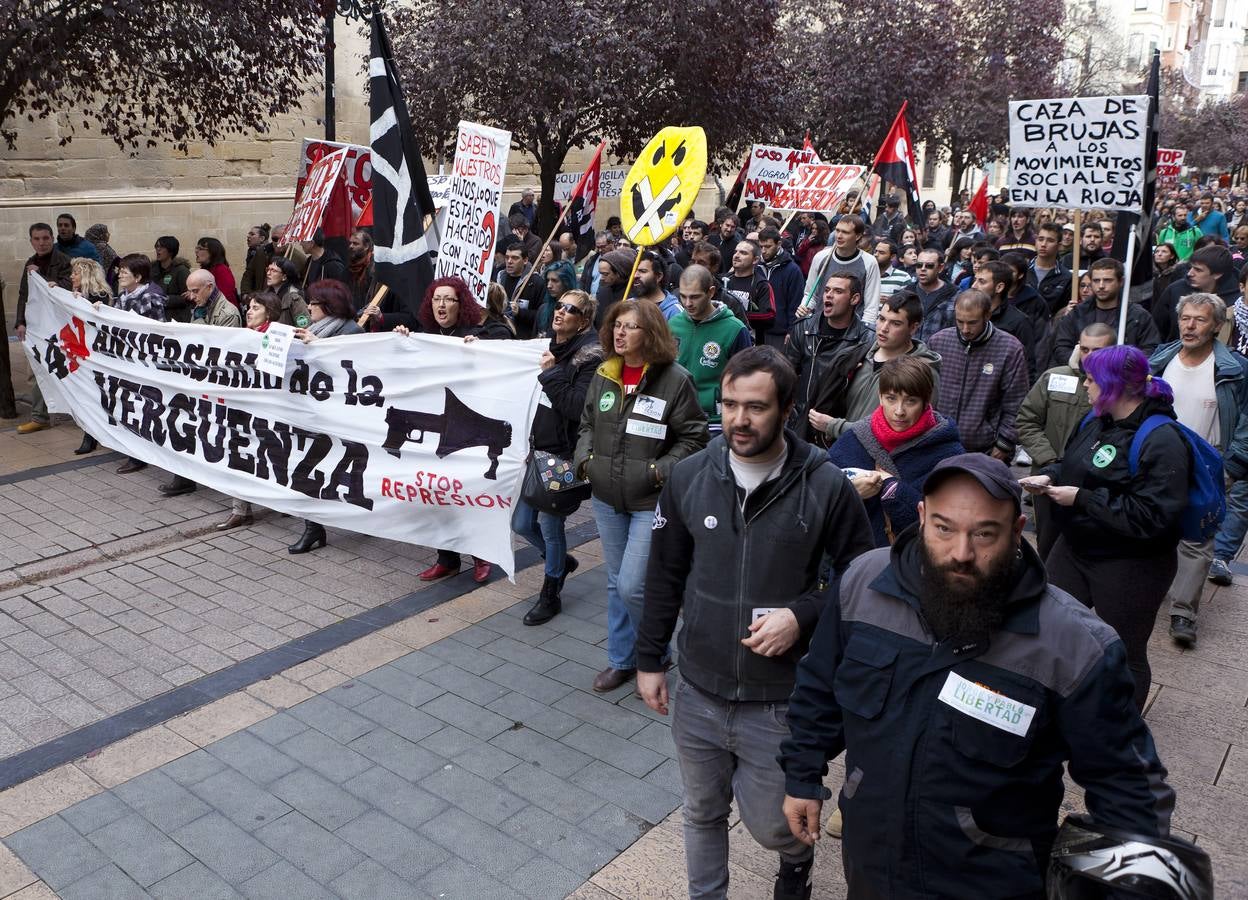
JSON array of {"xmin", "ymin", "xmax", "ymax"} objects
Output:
[
  {"xmin": 555, "ymin": 303, "xmax": 584, "ymax": 316},
  {"xmin": 916, "ymin": 262, "xmax": 939, "ymax": 269}
]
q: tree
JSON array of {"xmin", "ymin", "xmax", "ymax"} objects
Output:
[
  {"xmin": 388, "ymin": 0, "xmax": 791, "ymax": 235},
  {"xmin": 0, "ymin": 1, "xmax": 326, "ymax": 151},
  {"xmin": 925, "ymin": 0, "xmax": 1065, "ymax": 205},
  {"xmin": 1163, "ymin": 92, "xmax": 1248, "ymax": 172},
  {"xmin": 1056, "ymin": 0, "xmax": 1130, "ymax": 96}
]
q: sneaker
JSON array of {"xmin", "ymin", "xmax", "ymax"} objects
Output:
[
  {"xmin": 824, "ymin": 806, "xmax": 843, "ymax": 838},
  {"xmin": 774, "ymin": 857, "xmax": 813, "ymax": 900},
  {"xmin": 1209, "ymin": 558, "xmax": 1233, "ymax": 586},
  {"xmin": 1169, "ymin": 615, "xmax": 1197, "ymax": 648}
]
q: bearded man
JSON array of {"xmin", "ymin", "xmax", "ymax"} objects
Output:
[{"xmin": 778, "ymin": 454, "xmax": 1176, "ymax": 899}]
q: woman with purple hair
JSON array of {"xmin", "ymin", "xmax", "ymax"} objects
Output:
[{"xmin": 1020, "ymin": 345, "xmax": 1190, "ymax": 710}]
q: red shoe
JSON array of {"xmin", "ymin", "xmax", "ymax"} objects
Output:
[
  {"xmin": 472, "ymin": 558, "xmax": 492, "ymax": 583},
  {"xmin": 419, "ymin": 563, "xmax": 458, "ymax": 581}
]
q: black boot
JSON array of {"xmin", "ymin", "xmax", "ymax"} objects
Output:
[
  {"xmin": 524, "ymin": 576, "xmax": 562, "ymax": 626},
  {"xmin": 557, "ymin": 554, "xmax": 579, "ymax": 593},
  {"xmin": 74, "ymin": 434, "xmax": 98, "ymax": 455},
  {"xmin": 288, "ymin": 521, "xmax": 327, "ymax": 554}
]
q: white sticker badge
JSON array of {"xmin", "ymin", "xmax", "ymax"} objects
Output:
[
  {"xmin": 752, "ymin": 607, "xmax": 777, "ymax": 622},
  {"xmin": 1047, "ymin": 373, "xmax": 1078, "ymax": 394},
  {"xmin": 937, "ymin": 672, "xmax": 1036, "ymax": 737},
  {"xmin": 625, "ymin": 419, "xmax": 668, "ymax": 440},
  {"xmin": 633, "ymin": 394, "xmax": 668, "ymax": 421}
]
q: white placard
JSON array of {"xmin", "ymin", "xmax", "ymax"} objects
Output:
[
  {"xmin": 552, "ymin": 167, "xmax": 626, "ymax": 202},
  {"xmin": 743, "ymin": 143, "xmax": 821, "ymax": 206},
  {"xmin": 257, "ymin": 323, "xmax": 295, "ymax": 379},
  {"xmin": 770, "ymin": 164, "xmax": 866, "ymax": 213},
  {"xmin": 1156, "ymin": 148, "xmax": 1186, "ymax": 181},
  {"xmin": 23, "ymin": 276, "xmax": 545, "ymax": 575},
  {"xmin": 436, "ymin": 121, "xmax": 512, "ymax": 305},
  {"xmin": 1008, "ymin": 95, "xmax": 1149, "ymax": 213}
]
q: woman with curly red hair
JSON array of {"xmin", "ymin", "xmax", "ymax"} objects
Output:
[{"xmin": 396, "ymin": 277, "xmax": 498, "ymax": 582}]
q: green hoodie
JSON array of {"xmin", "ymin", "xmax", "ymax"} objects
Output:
[
  {"xmin": 1156, "ymin": 221, "xmax": 1199, "ymax": 261},
  {"xmin": 669, "ymin": 302, "xmax": 752, "ymax": 424}
]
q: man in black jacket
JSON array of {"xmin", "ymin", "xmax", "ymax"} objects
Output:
[
  {"xmin": 1049, "ymin": 258, "xmax": 1160, "ymax": 368},
  {"xmin": 638, "ymin": 346, "xmax": 872, "ymax": 900},
  {"xmin": 784, "ymin": 273, "xmax": 873, "ymax": 431},
  {"xmin": 974, "ymin": 259, "xmax": 1037, "ymax": 380},
  {"xmin": 780, "ymin": 456, "xmax": 1174, "ymax": 899},
  {"xmin": 301, "ymin": 228, "xmax": 349, "ymax": 289}
]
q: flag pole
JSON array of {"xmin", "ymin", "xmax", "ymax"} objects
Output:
[
  {"xmin": 1117, "ymin": 228, "xmax": 1136, "ymax": 344},
  {"xmin": 619, "ymin": 246, "xmax": 644, "ymax": 302},
  {"xmin": 356, "ymin": 284, "xmax": 390, "ymax": 328},
  {"xmin": 1070, "ymin": 210, "xmax": 1082, "ymax": 311}
]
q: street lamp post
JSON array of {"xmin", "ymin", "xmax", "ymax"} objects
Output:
[{"xmin": 323, "ymin": 0, "xmax": 374, "ymax": 141}]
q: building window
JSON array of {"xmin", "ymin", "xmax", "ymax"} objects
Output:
[
  {"xmin": 1127, "ymin": 33, "xmax": 1144, "ymax": 67},
  {"xmin": 922, "ymin": 152, "xmax": 938, "ymax": 190},
  {"xmin": 1239, "ymin": 71, "xmax": 1248, "ymax": 91}
]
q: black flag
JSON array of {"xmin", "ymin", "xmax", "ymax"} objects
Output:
[
  {"xmin": 368, "ymin": 12, "xmax": 436, "ymax": 324},
  {"xmin": 1111, "ymin": 49, "xmax": 1160, "ymax": 298}
]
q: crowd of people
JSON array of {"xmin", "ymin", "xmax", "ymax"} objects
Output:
[{"xmin": 4, "ymin": 178, "xmax": 1236, "ymax": 898}]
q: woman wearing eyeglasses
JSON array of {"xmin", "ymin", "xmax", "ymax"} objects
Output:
[
  {"xmin": 513, "ymin": 289, "xmax": 602, "ymax": 626},
  {"xmin": 575, "ymin": 299, "xmax": 708, "ymax": 693}
]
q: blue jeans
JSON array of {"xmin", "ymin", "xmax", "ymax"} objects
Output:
[
  {"xmin": 670, "ymin": 677, "xmax": 812, "ymax": 899},
  {"xmin": 1215, "ymin": 477, "xmax": 1248, "ymax": 562},
  {"xmin": 591, "ymin": 497, "xmax": 653, "ymax": 670},
  {"xmin": 511, "ymin": 498, "xmax": 568, "ymax": 579}
]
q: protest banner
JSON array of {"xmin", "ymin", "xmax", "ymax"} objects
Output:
[
  {"xmin": 283, "ymin": 148, "xmax": 349, "ymax": 245},
  {"xmin": 769, "ymin": 163, "xmax": 866, "ymax": 213},
  {"xmin": 23, "ymin": 276, "xmax": 544, "ymax": 575},
  {"xmin": 296, "ymin": 139, "xmax": 372, "ymax": 237},
  {"xmin": 436, "ymin": 121, "xmax": 511, "ymax": 305},
  {"xmin": 743, "ymin": 143, "xmax": 821, "ymax": 206},
  {"xmin": 1008, "ymin": 95, "xmax": 1149, "ymax": 212},
  {"xmin": 1157, "ymin": 148, "xmax": 1186, "ymax": 183},
  {"xmin": 553, "ymin": 167, "xmax": 625, "ymax": 202}
]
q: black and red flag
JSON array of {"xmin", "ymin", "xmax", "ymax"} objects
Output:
[
  {"xmin": 368, "ymin": 11, "xmax": 436, "ymax": 320},
  {"xmin": 871, "ymin": 102, "xmax": 923, "ymax": 223},
  {"xmin": 1110, "ymin": 49, "xmax": 1160, "ymax": 295}
]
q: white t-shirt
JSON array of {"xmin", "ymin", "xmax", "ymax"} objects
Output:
[
  {"xmin": 1164, "ymin": 351, "xmax": 1220, "ymax": 447},
  {"xmin": 729, "ymin": 442, "xmax": 787, "ymax": 505}
]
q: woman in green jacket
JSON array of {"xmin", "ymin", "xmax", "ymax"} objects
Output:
[{"xmin": 575, "ymin": 299, "xmax": 708, "ymax": 693}]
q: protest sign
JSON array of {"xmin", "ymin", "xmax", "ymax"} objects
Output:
[
  {"xmin": 284, "ymin": 148, "xmax": 349, "ymax": 245},
  {"xmin": 553, "ymin": 167, "xmax": 626, "ymax": 202},
  {"xmin": 296, "ymin": 139, "xmax": 372, "ymax": 237},
  {"xmin": 769, "ymin": 163, "xmax": 865, "ymax": 213},
  {"xmin": 621, "ymin": 126, "xmax": 707, "ymax": 246},
  {"xmin": 436, "ymin": 121, "xmax": 511, "ymax": 305},
  {"xmin": 256, "ymin": 323, "xmax": 295, "ymax": 380},
  {"xmin": 24, "ymin": 276, "xmax": 545, "ymax": 575},
  {"xmin": 743, "ymin": 143, "xmax": 821, "ymax": 206},
  {"xmin": 1008, "ymin": 95, "xmax": 1149, "ymax": 212},
  {"xmin": 1156, "ymin": 148, "xmax": 1186, "ymax": 182}
]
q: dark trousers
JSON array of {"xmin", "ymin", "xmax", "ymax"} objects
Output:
[
  {"xmin": 1032, "ymin": 494, "xmax": 1060, "ymax": 560},
  {"xmin": 1045, "ymin": 535, "xmax": 1177, "ymax": 710},
  {"xmin": 0, "ymin": 286, "xmax": 15, "ymax": 418}
]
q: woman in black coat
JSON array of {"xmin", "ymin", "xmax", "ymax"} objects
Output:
[{"xmin": 512, "ymin": 289, "xmax": 602, "ymax": 625}]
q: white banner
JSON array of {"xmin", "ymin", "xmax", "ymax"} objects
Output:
[
  {"xmin": 1008, "ymin": 95, "xmax": 1148, "ymax": 213},
  {"xmin": 437, "ymin": 121, "xmax": 512, "ymax": 305},
  {"xmin": 23, "ymin": 277, "xmax": 544, "ymax": 575},
  {"xmin": 769, "ymin": 164, "xmax": 865, "ymax": 213},
  {"xmin": 743, "ymin": 143, "xmax": 820, "ymax": 206},
  {"xmin": 284, "ymin": 148, "xmax": 348, "ymax": 245},
  {"xmin": 552, "ymin": 167, "xmax": 626, "ymax": 202}
]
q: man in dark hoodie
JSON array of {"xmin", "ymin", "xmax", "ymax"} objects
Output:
[
  {"xmin": 1050, "ymin": 258, "xmax": 1160, "ymax": 367},
  {"xmin": 1152, "ymin": 243, "xmax": 1239, "ymax": 344},
  {"xmin": 152, "ymin": 236, "xmax": 193, "ymax": 322},
  {"xmin": 758, "ymin": 225, "xmax": 805, "ymax": 349},
  {"xmin": 914, "ymin": 247, "xmax": 957, "ymax": 343},
  {"xmin": 594, "ymin": 248, "xmax": 635, "ymax": 328},
  {"xmin": 637, "ymin": 345, "xmax": 872, "ymax": 900},
  {"xmin": 301, "ymin": 227, "xmax": 349, "ymax": 289}
]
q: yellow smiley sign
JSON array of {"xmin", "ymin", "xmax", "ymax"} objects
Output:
[{"xmin": 621, "ymin": 126, "xmax": 707, "ymax": 247}]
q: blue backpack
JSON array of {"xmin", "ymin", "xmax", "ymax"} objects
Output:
[{"xmin": 1079, "ymin": 412, "xmax": 1225, "ymax": 542}]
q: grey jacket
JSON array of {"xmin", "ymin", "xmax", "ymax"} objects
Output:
[
  {"xmin": 637, "ymin": 431, "xmax": 872, "ymax": 702},
  {"xmin": 1149, "ymin": 339, "xmax": 1248, "ymax": 478}
]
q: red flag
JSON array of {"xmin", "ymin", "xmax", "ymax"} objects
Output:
[
  {"xmin": 802, "ymin": 131, "xmax": 814, "ymax": 154},
  {"xmin": 870, "ymin": 101, "xmax": 922, "ymax": 222},
  {"xmin": 569, "ymin": 143, "xmax": 604, "ymax": 236},
  {"xmin": 968, "ymin": 175, "xmax": 989, "ymax": 227},
  {"xmin": 355, "ymin": 195, "xmax": 373, "ymax": 228}
]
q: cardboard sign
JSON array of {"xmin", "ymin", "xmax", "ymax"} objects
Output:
[
  {"xmin": 743, "ymin": 143, "xmax": 821, "ymax": 206},
  {"xmin": 621, "ymin": 126, "xmax": 707, "ymax": 247},
  {"xmin": 769, "ymin": 164, "xmax": 865, "ymax": 213},
  {"xmin": 553, "ymin": 167, "xmax": 625, "ymax": 202},
  {"xmin": 1157, "ymin": 148, "xmax": 1186, "ymax": 181},
  {"xmin": 295, "ymin": 139, "xmax": 372, "ymax": 237},
  {"xmin": 1008, "ymin": 96, "xmax": 1149, "ymax": 212},
  {"xmin": 436, "ymin": 121, "xmax": 512, "ymax": 305},
  {"xmin": 284, "ymin": 148, "xmax": 349, "ymax": 244}
]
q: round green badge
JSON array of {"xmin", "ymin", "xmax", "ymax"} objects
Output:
[
  {"xmin": 1092, "ymin": 444, "xmax": 1117, "ymax": 468},
  {"xmin": 295, "ymin": 314, "xmax": 311, "ymax": 328},
  {"xmin": 599, "ymin": 391, "xmax": 616, "ymax": 413},
  {"xmin": 261, "ymin": 335, "xmax": 270, "ymax": 349}
]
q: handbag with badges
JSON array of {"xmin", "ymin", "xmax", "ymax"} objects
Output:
[{"xmin": 520, "ymin": 451, "xmax": 591, "ymax": 515}]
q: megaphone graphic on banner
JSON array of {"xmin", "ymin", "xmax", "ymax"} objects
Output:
[{"xmin": 383, "ymin": 388, "xmax": 513, "ymax": 479}]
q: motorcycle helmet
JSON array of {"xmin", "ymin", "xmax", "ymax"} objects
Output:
[{"xmin": 1047, "ymin": 815, "xmax": 1213, "ymax": 899}]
